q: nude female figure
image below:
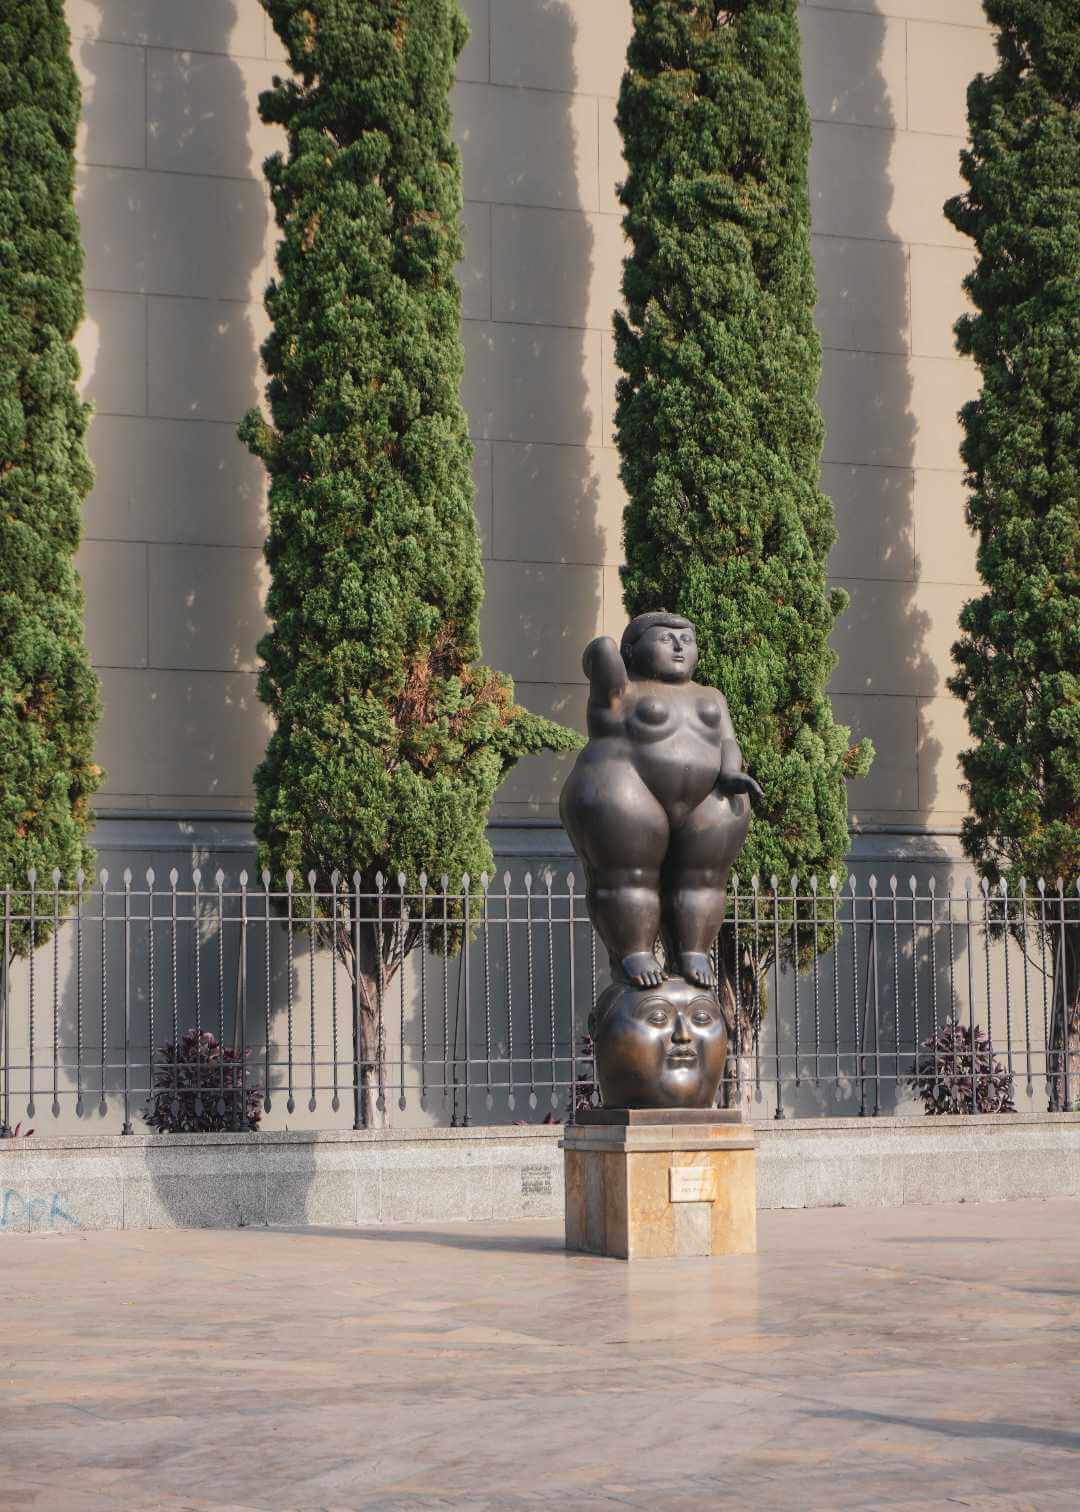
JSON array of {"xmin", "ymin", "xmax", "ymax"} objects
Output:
[{"xmin": 560, "ymin": 611, "xmax": 763, "ymax": 991}]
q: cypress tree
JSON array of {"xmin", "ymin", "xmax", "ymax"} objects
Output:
[
  {"xmin": 241, "ymin": 0, "xmax": 578, "ymax": 1110},
  {"xmin": 944, "ymin": 0, "xmax": 1080, "ymax": 1106},
  {"xmin": 0, "ymin": 1, "xmax": 102, "ymax": 967},
  {"xmin": 613, "ymin": 1, "xmax": 872, "ymax": 996}
]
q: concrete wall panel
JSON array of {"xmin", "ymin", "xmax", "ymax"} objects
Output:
[
  {"xmin": 492, "ymin": 0, "xmax": 632, "ymax": 100},
  {"xmin": 147, "ymin": 50, "xmax": 279, "ymax": 180},
  {"xmin": 909, "ymin": 243, "xmax": 976, "ymax": 360},
  {"xmin": 907, "ymin": 21, "xmax": 999, "ymax": 138},
  {"xmin": 914, "ymin": 469, "xmax": 978, "ymax": 586},
  {"xmin": 831, "ymin": 692, "xmax": 919, "ymax": 814},
  {"xmin": 148, "ymin": 545, "xmax": 267, "ymax": 673},
  {"xmin": 479, "ymin": 561, "xmax": 603, "ymax": 686},
  {"xmin": 84, "ymin": 416, "xmax": 267, "ymax": 549},
  {"xmin": 68, "ymin": 0, "xmax": 266, "ymax": 56},
  {"xmin": 461, "ymin": 201, "xmax": 493, "ymax": 322},
  {"xmin": 802, "ymin": 7, "xmax": 907, "ymax": 129},
  {"xmin": 830, "ymin": 578, "xmax": 968, "ymax": 698},
  {"xmin": 823, "ymin": 464, "xmax": 915, "ymax": 582},
  {"xmin": 77, "ymin": 167, "xmax": 269, "ymax": 302},
  {"xmin": 77, "ymin": 540, "xmax": 149, "ymax": 669},
  {"xmin": 918, "ymin": 694, "xmax": 972, "ymax": 820},
  {"xmin": 455, "ymin": 83, "xmax": 599, "ymax": 212},
  {"xmin": 462, "ymin": 320, "xmax": 603, "ymax": 447},
  {"xmin": 147, "ymin": 297, "xmax": 269, "ymax": 424},
  {"xmin": 74, "ymin": 38, "xmax": 146, "ymax": 168},
  {"xmin": 492, "ymin": 443, "xmax": 623, "ymax": 566},
  {"xmin": 804, "ymin": 0, "xmax": 988, "ymax": 26},
  {"xmin": 812, "ymin": 235, "xmax": 910, "ymax": 355},
  {"xmin": 492, "ymin": 206, "xmax": 623, "ymax": 332},
  {"xmin": 77, "ymin": 290, "xmax": 147, "ymax": 416}
]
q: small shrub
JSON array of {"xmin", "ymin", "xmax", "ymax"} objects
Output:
[
  {"xmin": 909, "ymin": 1018, "xmax": 1015, "ymax": 1116},
  {"xmin": 571, "ymin": 1032, "xmax": 598, "ymax": 1117},
  {"xmin": 143, "ymin": 1028, "xmax": 262, "ymax": 1134}
]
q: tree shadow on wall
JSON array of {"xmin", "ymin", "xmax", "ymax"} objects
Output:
[
  {"xmin": 58, "ymin": 3, "xmax": 276, "ymax": 1177},
  {"xmin": 805, "ymin": 19, "xmax": 941, "ymax": 836},
  {"xmin": 769, "ymin": 9, "xmax": 946, "ymax": 1119},
  {"xmin": 76, "ymin": 0, "xmax": 270, "ymax": 818},
  {"xmin": 464, "ymin": 0, "xmax": 605, "ymax": 828}
]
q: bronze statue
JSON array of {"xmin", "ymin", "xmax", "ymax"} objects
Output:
[{"xmin": 560, "ymin": 611, "xmax": 761, "ymax": 1108}]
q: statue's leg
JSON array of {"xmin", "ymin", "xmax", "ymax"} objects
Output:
[
  {"xmin": 560, "ymin": 762, "xmax": 668, "ymax": 988},
  {"xmin": 662, "ymin": 792, "xmax": 751, "ymax": 989}
]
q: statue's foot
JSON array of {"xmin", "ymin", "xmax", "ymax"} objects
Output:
[
  {"xmin": 679, "ymin": 952, "xmax": 714, "ymax": 989},
  {"xmin": 621, "ymin": 952, "xmax": 665, "ymax": 989}
]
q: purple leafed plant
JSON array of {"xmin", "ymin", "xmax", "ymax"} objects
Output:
[
  {"xmin": 909, "ymin": 1018, "xmax": 1015, "ymax": 1116},
  {"xmin": 143, "ymin": 1028, "xmax": 262, "ymax": 1133},
  {"xmin": 571, "ymin": 1032, "xmax": 598, "ymax": 1117}
]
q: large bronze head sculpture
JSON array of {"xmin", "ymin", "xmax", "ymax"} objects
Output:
[
  {"xmin": 561, "ymin": 612, "xmax": 761, "ymax": 1109},
  {"xmin": 591, "ymin": 978, "xmax": 729, "ymax": 1110}
]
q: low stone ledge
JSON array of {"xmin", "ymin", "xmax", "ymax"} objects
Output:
[
  {"xmin": 0, "ymin": 1125, "xmax": 565, "ymax": 1233},
  {"xmin": 754, "ymin": 1113, "xmax": 1080, "ymax": 1210},
  {"xmin": 3, "ymin": 1116, "xmax": 1078, "ymax": 1231}
]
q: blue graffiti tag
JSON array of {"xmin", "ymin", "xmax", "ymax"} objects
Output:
[{"xmin": 0, "ymin": 1190, "xmax": 80, "ymax": 1231}]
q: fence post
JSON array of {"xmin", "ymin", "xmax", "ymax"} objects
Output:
[
  {"xmin": 121, "ymin": 868, "xmax": 132, "ymax": 1134},
  {"xmin": 771, "ymin": 876, "xmax": 784, "ymax": 1119},
  {"xmin": 0, "ymin": 892, "xmax": 9, "ymax": 1136}
]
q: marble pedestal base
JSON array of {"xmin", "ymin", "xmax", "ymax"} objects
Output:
[{"xmin": 560, "ymin": 1109, "xmax": 757, "ymax": 1260}]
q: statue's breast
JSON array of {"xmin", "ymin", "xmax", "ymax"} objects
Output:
[
  {"xmin": 696, "ymin": 699, "xmax": 723, "ymax": 731},
  {"xmin": 632, "ymin": 696, "xmax": 672, "ymax": 731}
]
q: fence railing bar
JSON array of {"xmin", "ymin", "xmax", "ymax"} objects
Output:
[
  {"xmin": 28, "ymin": 868, "xmax": 36, "ymax": 1122},
  {"xmin": 771, "ymin": 876, "xmax": 783, "ymax": 1120}
]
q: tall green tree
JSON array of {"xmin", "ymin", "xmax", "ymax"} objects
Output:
[
  {"xmin": 0, "ymin": 0, "xmax": 102, "ymax": 975},
  {"xmin": 613, "ymin": 0, "xmax": 872, "ymax": 1011},
  {"xmin": 944, "ymin": 0, "xmax": 1080, "ymax": 1107},
  {"xmin": 241, "ymin": 0, "xmax": 578, "ymax": 1118}
]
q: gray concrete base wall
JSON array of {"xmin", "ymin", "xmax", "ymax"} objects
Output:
[
  {"xmin": 757, "ymin": 1113, "xmax": 1080, "ymax": 1210},
  {"xmin": 3, "ymin": 1114, "xmax": 1079, "ymax": 1233},
  {"xmin": 0, "ymin": 1126, "xmax": 566, "ymax": 1234}
]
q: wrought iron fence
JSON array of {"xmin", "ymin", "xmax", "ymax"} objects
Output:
[{"xmin": 0, "ymin": 865, "xmax": 1078, "ymax": 1137}]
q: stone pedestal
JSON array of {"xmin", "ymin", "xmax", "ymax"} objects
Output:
[{"xmin": 560, "ymin": 1109, "xmax": 757, "ymax": 1260}]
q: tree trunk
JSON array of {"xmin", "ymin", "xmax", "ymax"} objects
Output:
[
  {"xmin": 1048, "ymin": 928, "xmax": 1080, "ymax": 1112},
  {"xmin": 351, "ymin": 927, "xmax": 388, "ymax": 1131}
]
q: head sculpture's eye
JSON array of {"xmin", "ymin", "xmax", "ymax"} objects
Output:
[
  {"xmin": 646, "ymin": 1006, "xmax": 670, "ymax": 1027},
  {"xmin": 691, "ymin": 1009, "xmax": 714, "ymax": 1026}
]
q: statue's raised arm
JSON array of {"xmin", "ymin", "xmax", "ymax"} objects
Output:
[{"xmin": 582, "ymin": 635, "xmax": 627, "ymax": 707}]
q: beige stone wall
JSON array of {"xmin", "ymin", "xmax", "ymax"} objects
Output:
[{"xmin": 68, "ymin": 0, "xmax": 997, "ymax": 835}]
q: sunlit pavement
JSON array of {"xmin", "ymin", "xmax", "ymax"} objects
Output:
[{"xmin": 2, "ymin": 1200, "xmax": 1079, "ymax": 1510}]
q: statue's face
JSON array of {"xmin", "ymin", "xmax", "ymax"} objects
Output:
[
  {"xmin": 633, "ymin": 624, "xmax": 698, "ymax": 682},
  {"xmin": 593, "ymin": 979, "xmax": 728, "ymax": 1109}
]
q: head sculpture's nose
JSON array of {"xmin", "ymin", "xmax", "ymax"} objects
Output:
[{"xmin": 671, "ymin": 1010, "xmax": 692, "ymax": 1045}]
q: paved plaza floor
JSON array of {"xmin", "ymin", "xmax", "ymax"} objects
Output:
[{"xmin": 1, "ymin": 1200, "xmax": 1079, "ymax": 1511}]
